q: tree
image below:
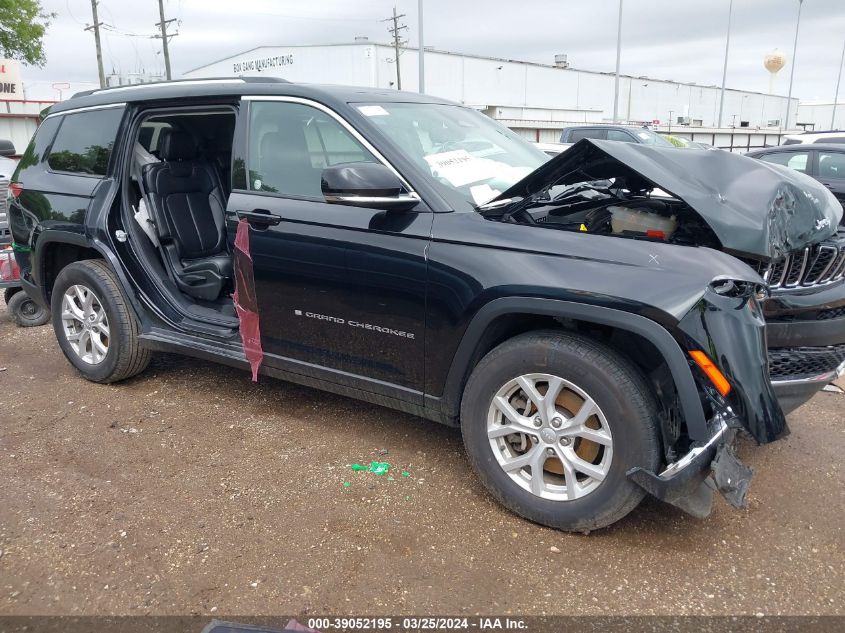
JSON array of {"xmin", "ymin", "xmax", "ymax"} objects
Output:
[{"xmin": 0, "ymin": 0, "xmax": 55, "ymax": 67}]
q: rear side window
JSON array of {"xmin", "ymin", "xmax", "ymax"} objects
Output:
[
  {"xmin": 818, "ymin": 152, "xmax": 845, "ymax": 178},
  {"xmin": 566, "ymin": 129, "xmax": 606, "ymax": 142},
  {"xmin": 13, "ymin": 116, "xmax": 61, "ymax": 173},
  {"xmin": 47, "ymin": 108, "xmax": 124, "ymax": 176},
  {"xmin": 759, "ymin": 151, "xmax": 810, "ymax": 173},
  {"xmin": 606, "ymin": 129, "xmax": 635, "ymax": 142}
]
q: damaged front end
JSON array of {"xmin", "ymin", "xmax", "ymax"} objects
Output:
[
  {"xmin": 477, "ymin": 140, "xmax": 832, "ymax": 518},
  {"xmin": 630, "ymin": 281, "xmax": 788, "ymax": 518},
  {"xmin": 480, "ymin": 138, "xmax": 841, "ymax": 259}
]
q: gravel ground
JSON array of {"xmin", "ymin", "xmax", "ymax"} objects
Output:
[{"xmin": 0, "ymin": 296, "xmax": 843, "ymax": 617}]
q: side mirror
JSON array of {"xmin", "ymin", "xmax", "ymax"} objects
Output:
[
  {"xmin": 321, "ymin": 163, "xmax": 419, "ymax": 212},
  {"xmin": 0, "ymin": 140, "xmax": 15, "ymax": 157}
]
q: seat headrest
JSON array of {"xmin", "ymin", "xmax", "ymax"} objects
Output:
[{"xmin": 159, "ymin": 130, "xmax": 198, "ymax": 161}]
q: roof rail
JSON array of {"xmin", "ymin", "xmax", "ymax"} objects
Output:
[{"xmin": 69, "ymin": 76, "xmax": 290, "ymax": 100}]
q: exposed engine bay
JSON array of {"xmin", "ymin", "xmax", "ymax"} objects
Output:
[
  {"xmin": 478, "ymin": 138, "xmax": 842, "ymax": 260},
  {"xmin": 483, "ymin": 176, "xmax": 721, "ymax": 249}
]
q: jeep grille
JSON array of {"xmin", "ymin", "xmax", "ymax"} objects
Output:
[{"xmin": 756, "ymin": 241, "xmax": 845, "ymax": 290}]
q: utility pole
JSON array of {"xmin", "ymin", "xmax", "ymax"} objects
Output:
[
  {"xmin": 784, "ymin": 0, "xmax": 804, "ymax": 130},
  {"xmin": 717, "ymin": 0, "xmax": 733, "ymax": 128},
  {"xmin": 384, "ymin": 7, "xmax": 408, "ymax": 90},
  {"xmin": 611, "ymin": 0, "xmax": 623, "ymax": 123},
  {"xmin": 832, "ymin": 38, "xmax": 845, "ymax": 129},
  {"xmin": 85, "ymin": 0, "xmax": 106, "ymax": 88},
  {"xmin": 155, "ymin": 0, "xmax": 177, "ymax": 80},
  {"xmin": 418, "ymin": 0, "xmax": 425, "ymax": 93}
]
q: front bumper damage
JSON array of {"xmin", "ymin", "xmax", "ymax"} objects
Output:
[
  {"xmin": 628, "ymin": 417, "xmax": 753, "ymax": 518},
  {"xmin": 630, "ymin": 284, "xmax": 788, "ymax": 518}
]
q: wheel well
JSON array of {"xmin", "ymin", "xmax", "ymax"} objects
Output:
[
  {"xmin": 455, "ymin": 313, "xmax": 684, "ymax": 460},
  {"xmin": 41, "ymin": 242, "xmax": 103, "ymax": 302}
]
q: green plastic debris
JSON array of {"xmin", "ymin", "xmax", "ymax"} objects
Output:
[
  {"xmin": 401, "ymin": 471, "xmax": 410, "ymax": 477},
  {"xmin": 369, "ymin": 461, "xmax": 390, "ymax": 475},
  {"xmin": 387, "ymin": 476, "xmax": 395, "ymax": 481},
  {"xmin": 349, "ymin": 461, "xmax": 391, "ymax": 475},
  {"xmin": 404, "ymin": 495, "xmax": 411, "ymax": 501},
  {"xmin": 342, "ymin": 482, "xmax": 351, "ymax": 488}
]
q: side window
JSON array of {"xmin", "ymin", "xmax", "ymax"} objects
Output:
[
  {"xmin": 248, "ymin": 101, "xmax": 378, "ymax": 198},
  {"xmin": 818, "ymin": 152, "xmax": 845, "ymax": 179},
  {"xmin": 606, "ymin": 129, "xmax": 635, "ymax": 142},
  {"xmin": 823, "ymin": 137, "xmax": 845, "ymax": 144},
  {"xmin": 759, "ymin": 151, "xmax": 810, "ymax": 174},
  {"xmin": 15, "ymin": 116, "xmax": 61, "ymax": 172},
  {"xmin": 568, "ymin": 129, "xmax": 606, "ymax": 142},
  {"xmin": 47, "ymin": 108, "xmax": 124, "ymax": 176}
]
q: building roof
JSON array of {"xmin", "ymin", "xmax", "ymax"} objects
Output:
[{"xmin": 184, "ymin": 41, "xmax": 794, "ymax": 100}]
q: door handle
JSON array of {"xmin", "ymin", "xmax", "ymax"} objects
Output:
[{"xmin": 237, "ymin": 209, "xmax": 282, "ymax": 226}]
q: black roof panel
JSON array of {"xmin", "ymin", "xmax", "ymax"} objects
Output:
[{"xmin": 50, "ymin": 79, "xmax": 458, "ymax": 115}]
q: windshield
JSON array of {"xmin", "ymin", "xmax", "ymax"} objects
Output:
[
  {"xmin": 357, "ymin": 102, "xmax": 548, "ymax": 206},
  {"xmin": 633, "ymin": 128, "xmax": 675, "ymax": 147}
]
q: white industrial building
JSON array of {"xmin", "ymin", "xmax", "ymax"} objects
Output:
[
  {"xmin": 184, "ymin": 41, "xmax": 799, "ymax": 143},
  {"xmin": 796, "ymin": 100, "xmax": 845, "ymax": 131}
]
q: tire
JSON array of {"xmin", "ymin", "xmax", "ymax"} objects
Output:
[
  {"xmin": 460, "ymin": 330, "xmax": 661, "ymax": 532},
  {"xmin": 51, "ymin": 259, "xmax": 151, "ymax": 383},
  {"xmin": 7, "ymin": 290, "xmax": 51, "ymax": 327},
  {"xmin": 4, "ymin": 287, "xmax": 18, "ymax": 304}
]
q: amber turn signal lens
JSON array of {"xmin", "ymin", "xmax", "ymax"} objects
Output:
[{"xmin": 689, "ymin": 350, "xmax": 732, "ymax": 397}]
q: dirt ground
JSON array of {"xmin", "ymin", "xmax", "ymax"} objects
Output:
[{"xmin": 0, "ymin": 297, "xmax": 843, "ymax": 617}]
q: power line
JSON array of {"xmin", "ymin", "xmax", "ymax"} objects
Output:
[{"xmin": 383, "ymin": 6, "xmax": 408, "ymax": 90}]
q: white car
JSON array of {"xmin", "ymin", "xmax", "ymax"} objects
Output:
[{"xmin": 782, "ymin": 130, "xmax": 845, "ymax": 145}]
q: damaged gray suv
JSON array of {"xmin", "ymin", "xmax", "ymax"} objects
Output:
[{"xmin": 7, "ymin": 80, "xmax": 845, "ymax": 531}]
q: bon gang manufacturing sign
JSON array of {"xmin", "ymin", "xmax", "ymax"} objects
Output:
[{"xmin": 233, "ymin": 53, "xmax": 294, "ymax": 74}]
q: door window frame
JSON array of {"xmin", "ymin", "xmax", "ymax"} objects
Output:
[
  {"xmin": 42, "ymin": 103, "xmax": 127, "ymax": 179},
  {"xmin": 239, "ymin": 95, "xmax": 420, "ymax": 205}
]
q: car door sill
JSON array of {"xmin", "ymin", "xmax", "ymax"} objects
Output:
[{"xmin": 139, "ymin": 328, "xmax": 429, "ymax": 413}]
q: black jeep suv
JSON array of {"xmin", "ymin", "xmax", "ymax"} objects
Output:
[{"xmin": 8, "ymin": 79, "xmax": 845, "ymax": 531}]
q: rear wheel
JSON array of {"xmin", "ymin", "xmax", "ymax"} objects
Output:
[
  {"xmin": 7, "ymin": 290, "xmax": 50, "ymax": 327},
  {"xmin": 460, "ymin": 330, "xmax": 661, "ymax": 531},
  {"xmin": 51, "ymin": 259, "xmax": 151, "ymax": 383}
]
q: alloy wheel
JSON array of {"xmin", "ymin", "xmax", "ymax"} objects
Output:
[
  {"xmin": 60, "ymin": 284, "xmax": 110, "ymax": 365},
  {"xmin": 487, "ymin": 373, "xmax": 613, "ymax": 501}
]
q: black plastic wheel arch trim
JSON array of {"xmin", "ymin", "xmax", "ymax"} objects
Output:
[{"xmin": 438, "ymin": 297, "xmax": 710, "ymax": 442}]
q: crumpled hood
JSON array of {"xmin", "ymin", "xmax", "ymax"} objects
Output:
[{"xmin": 491, "ymin": 139, "xmax": 843, "ymax": 260}]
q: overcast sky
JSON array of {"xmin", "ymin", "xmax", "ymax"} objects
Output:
[{"xmin": 20, "ymin": 0, "xmax": 845, "ymax": 102}]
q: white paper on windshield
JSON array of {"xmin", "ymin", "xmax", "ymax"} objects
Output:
[
  {"xmin": 424, "ymin": 150, "xmax": 501, "ymax": 187},
  {"xmin": 358, "ymin": 105, "xmax": 390, "ymax": 117},
  {"xmin": 469, "ymin": 183, "xmax": 500, "ymax": 205}
]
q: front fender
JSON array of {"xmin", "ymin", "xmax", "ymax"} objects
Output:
[
  {"xmin": 437, "ymin": 297, "xmax": 711, "ymax": 442},
  {"xmin": 677, "ymin": 286, "xmax": 788, "ymax": 443}
]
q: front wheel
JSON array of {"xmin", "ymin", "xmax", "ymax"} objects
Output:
[
  {"xmin": 460, "ymin": 330, "xmax": 661, "ymax": 532},
  {"xmin": 51, "ymin": 259, "xmax": 151, "ymax": 383}
]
